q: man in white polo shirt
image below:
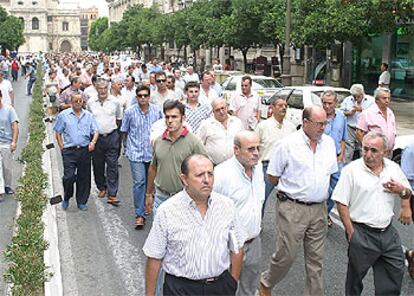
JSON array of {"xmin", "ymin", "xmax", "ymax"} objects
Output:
[{"xmin": 332, "ymin": 131, "xmax": 412, "ymax": 296}]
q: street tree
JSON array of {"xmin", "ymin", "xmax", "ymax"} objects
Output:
[
  {"xmin": 89, "ymin": 17, "xmax": 109, "ymax": 51},
  {"xmin": 0, "ymin": 16, "xmax": 25, "ymax": 51}
]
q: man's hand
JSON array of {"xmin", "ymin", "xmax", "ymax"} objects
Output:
[
  {"xmin": 10, "ymin": 142, "xmax": 16, "ymax": 152},
  {"xmin": 399, "ymin": 207, "xmax": 412, "ymax": 225},
  {"xmin": 383, "ymin": 178, "xmax": 405, "ymax": 194},
  {"xmin": 346, "ymin": 227, "xmax": 354, "ymax": 242},
  {"xmin": 88, "ymin": 141, "xmax": 96, "ymax": 152},
  {"xmin": 145, "ymin": 193, "xmax": 154, "ymax": 215}
]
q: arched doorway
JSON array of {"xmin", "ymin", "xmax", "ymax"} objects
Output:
[{"xmin": 59, "ymin": 40, "xmax": 72, "ymax": 52}]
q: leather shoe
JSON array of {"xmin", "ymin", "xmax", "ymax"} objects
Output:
[
  {"xmin": 406, "ymin": 249, "xmax": 414, "ymax": 279},
  {"xmin": 107, "ymin": 196, "xmax": 120, "ymax": 206},
  {"xmin": 5, "ymin": 187, "xmax": 15, "ymax": 195},
  {"xmin": 259, "ymin": 283, "xmax": 272, "ymax": 296},
  {"xmin": 135, "ymin": 216, "xmax": 145, "ymax": 229},
  {"xmin": 98, "ymin": 190, "xmax": 106, "ymax": 198},
  {"xmin": 62, "ymin": 200, "xmax": 69, "ymax": 210},
  {"xmin": 77, "ymin": 204, "xmax": 88, "ymax": 211}
]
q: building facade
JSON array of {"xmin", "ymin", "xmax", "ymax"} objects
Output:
[
  {"xmin": 0, "ymin": 0, "xmax": 81, "ymax": 53},
  {"xmin": 80, "ymin": 6, "xmax": 98, "ymax": 51}
]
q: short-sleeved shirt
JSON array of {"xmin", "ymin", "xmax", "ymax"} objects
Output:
[
  {"xmin": 120, "ymin": 103, "xmax": 163, "ymax": 162},
  {"xmin": 121, "ymin": 86, "xmax": 136, "ymax": 107},
  {"xmin": 142, "ymin": 190, "xmax": 246, "ymax": 280},
  {"xmin": 340, "ymin": 96, "xmax": 374, "ymax": 128},
  {"xmin": 378, "ymin": 71, "xmax": 391, "ymax": 86},
  {"xmin": 214, "ymin": 156, "xmax": 265, "ymax": 240},
  {"xmin": 199, "ymin": 87, "xmax": 219, "ymax": 105},
  {"xmin": 53, "ymin": 108, "xmax": 98, "ymax": 148},
  {"xmin": 324, "ymin": 109, "xmax": 347, "ymax": 155},
  {"xmin": 184, "ymin": 103, "xmax": 212, "ymax": 133},
  {"xmin": 332, "ymin": 158, "xmax": 410, "ymax": 228},
  {"xmin": 152, "ymin": 128, "xmax": 206, "ymax": 194},
  {"xmin": 0, "ymin": 79, "xmax": 13, "ymax": 106},
  {"xmin": 59, "ymin": 87, "xmax": 89, "ymax": 106},
  {"xmin": 401, "ymin": 142, "xmax": 414, "ymax": 188},
  {"xmin": 0, "ymin": 106, "xmax": 19, "ymax": 144},
  {"xmin": 255, "ymin": 117, "xmax": 296, "ymax": 162},
  {"xmin": 150, "ymin": 90, "xmax": 176, "ymax": 107},
  {"xmin": 229, "ymin": 92, "xmax": 260, "ymax": 130},
  {"xmin": 87, "ymin": 95, "xmax": 123, "ymax": 134},
  {"xmin": 356, "ymin": 103, "xmax": 397, "ymax": 150},
  {"xmin": 197, "ymin": 116, "xmax": 243, "ymax": 165},
  {"xmin": 267, "ymin": 130, "xmax": 338, "ymax": 203}
]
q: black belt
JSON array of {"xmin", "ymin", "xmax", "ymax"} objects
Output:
[
  {"xmin": 166, "ymin": 271, "xmax": 227, "ymax": 284},
  {"xmin": 99, "ymin": 130, "xmax": 116, "ymax": 137},
  {"xmin": 353, "ymin": 222, "xmax": 391, "ymax": 233},
  {"xmin": 65, "ymin": 145, "xmax": 87, "ymax": 150},
  {"xmin": 277, "ymin": 190, "xmax": 322, "ymax": 206}
]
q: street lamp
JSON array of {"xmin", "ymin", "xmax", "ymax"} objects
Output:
[{"xmin": 281, "ymin": 0, "xmax": 292, "ymax": 86}]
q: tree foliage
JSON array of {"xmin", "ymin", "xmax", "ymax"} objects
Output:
[
  {"xmin": 0, "ymin": 7, "xmax": 24, "ymax": 51},
  {"xmin": 88, "ymin": 17, "xmax": 109, "ymax": 51}
]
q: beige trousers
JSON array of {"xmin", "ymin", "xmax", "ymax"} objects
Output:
[{"xmin": 260, "ymin": 198, "xmax": 328, "ymax": 296}]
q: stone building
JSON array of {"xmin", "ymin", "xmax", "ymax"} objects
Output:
[
  {"xmin": 80, "ymin": 6, "xmax": 98, "ymax": 51},
  {"xmin": 0, "ymin": 0, "xmax": 81, "ymax": 53}
]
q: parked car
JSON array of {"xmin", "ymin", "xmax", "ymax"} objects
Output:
[
  {"xmin": 260, "ymin": 86, "xmax": 352, "ymax": 127},
  {"xmin": 213, "ymin": 70, "xmax": 245, "ymax": 84},
  {"xmin": 221, "ymin": 75, "xmax": 283, "ymax": 105},
  {"xmin": 392, "ymin": 134, "xmax": 414, "ymax": 164}
]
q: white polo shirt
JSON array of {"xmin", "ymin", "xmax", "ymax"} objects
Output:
[
  {"xmin": 267, "ymin": 130, "xmax": 337, "ymax": 203},
  {"xmin": 214, "ymin": 156, "xmax": 265, "ymax": 241},
  {"xmin": 332, "ymin": 158, "xmax": 411, "ymax": 228},
  {"xmin": 87, "ymin": 95, "xmax": 122, "ymax": 134}
]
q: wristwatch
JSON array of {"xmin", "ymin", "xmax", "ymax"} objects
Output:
[{"xmin": 400, "ymin": 188, "xmax": 410, "ymax": 199}]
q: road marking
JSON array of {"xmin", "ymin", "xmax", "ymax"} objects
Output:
[{"xmin": 93, "ymin": 195, "xmax": 145, "ymax": 295}]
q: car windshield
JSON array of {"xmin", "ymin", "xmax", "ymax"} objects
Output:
[{"xmin": 252, "ymin": 78, "xmax": 283, "ymax": 89}]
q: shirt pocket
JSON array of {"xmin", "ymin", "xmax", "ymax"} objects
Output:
[{"xmin": 78, "ymin": 122, "xmax": 91, "ymax": 137}]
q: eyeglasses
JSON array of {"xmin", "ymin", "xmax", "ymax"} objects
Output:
[
  {"xmin": 307, "ymin": 119, "xmax": 328, "ymax": 128},
  {"xmin": 156, "ymin": 79, "xmax": 166, "ymax": 83},
  {"xmin": 137, "ymin": 93, "xmax": 150, "ymax": 98}
]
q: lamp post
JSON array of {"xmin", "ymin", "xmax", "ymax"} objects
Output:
[{"xmin": 281, "ymin": 0, "xmax": 292, "ymax": 86}]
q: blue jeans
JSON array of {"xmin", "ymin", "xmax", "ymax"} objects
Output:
[
  {"xmin": 262, "ymin": 161, "xmax": 274, "ymax": 217},
  {"xmin": 27, "ymin": 77, "xmax": 37, "ymax": 95},
  {"xmin": 129, "ymin": 161, "xmax": 150, "ymax": 218},
  {"xmin": 327, "ymin": 161, "xmax": 344, "ymax": 214}
]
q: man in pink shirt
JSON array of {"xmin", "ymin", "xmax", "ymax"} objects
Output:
[
  {"xmin": 356, "ymin": 87, "xmax": 396, "ymax": 155},
  {"xmin": 229, "ymin": 76, "xmax": 260, "ymax": 130}
]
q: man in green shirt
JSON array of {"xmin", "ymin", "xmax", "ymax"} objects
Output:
[{"xmin": 145, "ymin": 100, "xmax": 206, "ymax": 215}]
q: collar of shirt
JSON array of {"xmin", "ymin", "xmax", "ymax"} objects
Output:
[
  {"xmin": 240, "ymin": 92, "xmax": 254, "ymax": 99},
  {"xmin": 231, "ymin": 156, "xmax": 257, "ymax": 181},
  {"xmin": 162, "ymin": 126, "xmax": 189, "ymax": 141},
  {"xmin": 182, "ymin": 189, "xmax": 213, "ymax": 208},
  {"xmin": 361, "ymin": 158, "xmax": 387, "ymax": 177},
  {"xmin": 300, "ymin": 129, "xmax": 322, "ymax": 148},
  {"xmin": 372, "ymin": 102, "xmax": 390, "ymax": 118},
  {"xmin": 69, "ymin": 108, "xmax": 85, "ymax": 119}
]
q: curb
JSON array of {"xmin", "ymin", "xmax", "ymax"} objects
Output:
[{"xmin": 42, "ymin": 117, "xmax": 63, "ymax": 296}]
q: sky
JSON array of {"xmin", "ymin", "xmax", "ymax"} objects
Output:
[{"xmin": 61, "ymin": 0, "xmax": 109, "ymax": 17}]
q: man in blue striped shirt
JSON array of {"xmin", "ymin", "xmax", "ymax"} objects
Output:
[{"xmin": 120, "ymin": 85, "xmax": 163, "ymax": 228}]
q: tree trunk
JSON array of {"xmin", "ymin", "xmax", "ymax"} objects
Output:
[
  {"xmin": 184, "ymin": 45, "xmax": 187, "ymax": 63},
  {"xmin": 193, "ymin": 48, "xmax": 197, "ymax": 70},
  {"xmin": 160, "ymin": 45, "xmax": 165, "ymax": 61},
  {"xmin": 242, "ymin": 48, "xmax": 248, "ymax": 73}
]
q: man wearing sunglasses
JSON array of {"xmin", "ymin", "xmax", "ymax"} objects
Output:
[
  {"xmin": 120, "ymin": 85, "xmax": 163, "ymax": 228},
  {"xmin": 150, "ymin": 72, "xmax": 176, "ymax": 107}
]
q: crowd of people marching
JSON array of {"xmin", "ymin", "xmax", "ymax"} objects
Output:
[{"xmin": 1, "ymin": 51, "xmax": 413, "ymax": 296}]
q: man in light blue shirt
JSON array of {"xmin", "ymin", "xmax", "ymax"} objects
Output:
[
  {"xmin": 0, "ymin": 90, "xmax": 19, "ymax": 195},
  {"xmin": 54, "ymin": 92, "xmax": 99, "ymax": 210},
  {"xmin": 120, "ymin": 85, "xmax": 163, "ymax": 228},
  {"xmin": 322, "ymin": 90, "xmax": 347, "ymax": 223},
  {"xmin": 340, "ymin": 84, "xmax": 374, "ymax": 164}
]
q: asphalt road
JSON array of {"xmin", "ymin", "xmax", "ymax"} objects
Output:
[
  {"xmin": 0, "ymin": 77, "xmax": 32, "ymax": 294},
  {"xmin": 45, "ymin": 99, "xmax": 414, "ymax": 295}
]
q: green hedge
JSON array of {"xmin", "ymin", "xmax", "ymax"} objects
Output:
[{"xmin": 4, "ymin": 65, "xmax": 51, "ymax": 296}]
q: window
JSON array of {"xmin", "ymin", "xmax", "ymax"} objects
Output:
[
  {"xmin": 19, "ymin": 17, "xmax": 24, "ymax": 29},
  {"xmin": 32, "ymin": 17, "xmax": 39, "ymax": 30},
  {"xmin": 287, "ymin": 90, "xmax": 304, "ymax": 109},
  {"xmin": 17, "ymin": 0, "xmax": 23, "ymax": 5},
  {"xmin": 62, "ymin": 22, "xmax": 69, "ymax": 31},
  {"xmin": 47, "ymin": 16, "xmax": 52, "ymax": 22},
  {"xmin": 224, "ymin": 78, "xmax": 237, "ymax": 91},
  {"xmin": 271, "ymin": 89, "xmax": 292, "ymax": 101}
]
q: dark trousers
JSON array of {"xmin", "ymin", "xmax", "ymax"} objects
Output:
[
  {"xmin": 62, "ymin": 147, "xmax": 92, "ymax": 205},
  {"xmin": 11, "ymin": 70, "xmax": 18, "ymax": 81},
  {"xmin": 164, "ymin": 271, "xmax": 237, "ymax": 296},
  {"xmin": 27, "ymin": 77, "xmax": 37, "ymax": 95},
  {"xmin": 92, "ymin": 131, "xmax": 120, "ymax": 196},
  {"xmin": 346, "ymin": 223, "xmax": 405, "ymax": 296}
]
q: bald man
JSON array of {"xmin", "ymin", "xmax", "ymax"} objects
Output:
[
  {"xmin": 260, "ymin": 106, "xmax": 338, "ymax": 296},
  {"xmin": 214, "ymin": 130, "xmax": 265, "ymax": 296},
  {"xmin": 197, "ymin": 98, "xmax": 243, "ymax": 165}
]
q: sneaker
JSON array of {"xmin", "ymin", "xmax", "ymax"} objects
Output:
[
  {"xmin": 5, "ymin": 187, "xmax": 15, "ymax": 195},
  {"xmin": 62, "ymin": 200, "xmax": 69, "ymax": 210},
  {"xmin": 78, "ymin": 204, "xmax": 88, "ymax": 211}
]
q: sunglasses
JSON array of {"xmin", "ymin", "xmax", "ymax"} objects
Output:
[
  {"xmin": 156, "ymin": 79, "xmax": 166, "ymax": 83},
  {"xmin": 137, "ymin": 94, "xmax": 150, "ymax": 98}
]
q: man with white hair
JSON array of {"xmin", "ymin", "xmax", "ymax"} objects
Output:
[
  {"xmin": 183, "ymin": 66, "xmax": 199, "ymax": 84},
  {"xmin": 340, "ymin": 84, "xmax": 374, "ymax": 164},
  {"xmin": 356, "ymin": 87, "xmax": 396, "ymax": 154}
]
